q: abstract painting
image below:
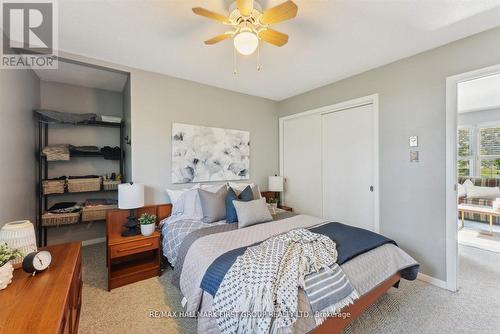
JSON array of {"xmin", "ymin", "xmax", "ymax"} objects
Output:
[{"xmin": 171, "ymin": 123, "xmax": 250, "ymax": 183}]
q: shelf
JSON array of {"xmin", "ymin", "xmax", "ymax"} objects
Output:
[
  {"xmin": 44, "ymin": 189, "xmax": 117, "ymax": 197},
  {"xmin": 40, "ymin": 152, "xmax": 122, "ymax": 160},
  {"xmin": 38, "ymin": 119, "xmax": 122, "ymax": 128}
]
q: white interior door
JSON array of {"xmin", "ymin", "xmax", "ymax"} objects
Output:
[
  {"xmin": 322, "ymin": 104, "xmax": 375, "ymax": 230},
  {"xmin": 282, "ymin": 114, "xmax": 322, "ymax": 216}
]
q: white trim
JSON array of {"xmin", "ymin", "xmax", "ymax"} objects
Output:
[
  {"xmin": 458, "ymin": 104, "xmax": 500, "ymax": 114},
  {"xmin": 446, "ymin": 63, "xmax": 500, "ymax": 293},
  {"xmin": 279, "ymin": 94, "xmax": 380, "ymax": 233},
  {"xmin": 82, "ymin": 237, "xmax": 106, "ymax": 246},
  {"xmin": 417, "ymin": 273, "xmax": 448, "ymax": 290}
]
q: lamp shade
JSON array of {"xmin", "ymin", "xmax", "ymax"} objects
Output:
[
  {"xmin": 0, "ymin": 220, "xmax": 37, "ymax": 266},
  {"xmin": 118, "ymin": 183, "xmax": 145, "ymax": 209},
  {"xmin": 268, "ymin": 176, "xmax": 284, "ymax": 192}
]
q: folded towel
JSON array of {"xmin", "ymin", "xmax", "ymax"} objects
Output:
[{"xmin": 100, "ymin": 115, "xmax": 122, "ymax": 123}]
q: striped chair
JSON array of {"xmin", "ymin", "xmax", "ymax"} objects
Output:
[{"xmin": 458, "ymin": 177, "xmax": 500, "ymax": 225}]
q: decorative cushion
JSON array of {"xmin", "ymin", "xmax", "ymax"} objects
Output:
[
  {"xmin": 457, "ymin": 183, "xmax": 466, "ymax": 198},
  {"xmin": 233, "ymin": 198, "xmax": 273, "ymax": 229},
  {"xmin": 228, "ymin": 182, "xmax": 262, "ymax": 200},
  {"xmin": 462, "ymin": 179, "xmax": 474, "ymax": 193},
  {"xmin": 466, "ymin": 184, "xmax": 500, "ymax": 199},
  {"xmin": 168, "ymin": 188, "xmax": 203, "ymax": 220},
  {"xmin": 198, "ymin": 187, "xmax": 228, "ymax": 223},
  {"xmin": 225, "ymin": 186, "xmax": 254, "ymax": 223},
  {"xmin": 200, "ymin": 183, "xmax": 227, "ymax": 193}
]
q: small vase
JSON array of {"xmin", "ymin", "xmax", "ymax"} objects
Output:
[
  {"xmin": 140, "ymin": 224, "xmax": 155, "ymax": 237},
  {"xmin": 0, "ymin": 261, "xmax": 14, "ymax": 290}
]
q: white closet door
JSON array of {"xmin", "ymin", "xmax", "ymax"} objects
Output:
[
  {"xmin": 322, "ymin": 104, "xmax": 375, "ymax": 230},
  {"xmin": 282, "ymin": 114, "xmax": 322, "ymax": 216}
]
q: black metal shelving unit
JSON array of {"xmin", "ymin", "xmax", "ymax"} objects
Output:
[{"xmin": 36, "ymin": 113, "xmax": 125, "ymax": 246}]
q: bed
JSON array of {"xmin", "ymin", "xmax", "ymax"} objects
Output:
[{"xmin": 158, "ymin": 202, "xmax": 419, "ymax": 334}]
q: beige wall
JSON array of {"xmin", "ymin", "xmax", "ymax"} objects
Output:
[
  {"xmin": 39, "ymin": 81, "xmax": 123, "ymax": 245},
  {"xmin": 0, "ymin": 69, "xmax": 40, "ymax": 227},
  {"xmin": 129, "ymin": 70, "xmax": 279, "ymax": 204},
  {"xmin": 277, "ymin": 27, "xmax": 500, "ymax": 281}
]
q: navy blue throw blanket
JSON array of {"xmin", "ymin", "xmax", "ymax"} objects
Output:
[{"xmin": 200, "ymin": 222, "xmax": 419, "ymax": 297}]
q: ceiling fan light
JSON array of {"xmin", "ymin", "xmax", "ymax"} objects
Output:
[{"xmin": 233, "ymin": 31, "xmax": 259, "ymax": 55}]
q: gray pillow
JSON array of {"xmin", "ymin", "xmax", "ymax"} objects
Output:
[
  {"xmin": 198, "ymin": 187, "xmax": 227, "ymax": 223},
  {"xmin": 233, "ymin": 198, "xmax": 273, "ymax": 228}
]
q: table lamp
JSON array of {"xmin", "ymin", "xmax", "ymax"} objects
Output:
[
  {"xmin": 118, "ymin": 183, "xmax": 144, "ymax": 237},
  {"xmin": 268, "ymin": 175, "xmax": 284, "ymax": 206}
]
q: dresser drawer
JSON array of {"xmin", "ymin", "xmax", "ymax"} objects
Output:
[{"xmin": 110, "ymin": 238, "xmax": 159, "ymax": 258}]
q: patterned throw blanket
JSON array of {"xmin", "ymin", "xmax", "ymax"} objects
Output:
[{"xmin": 213, "ymin": 228, "xmax": 358, "ymax": 334}]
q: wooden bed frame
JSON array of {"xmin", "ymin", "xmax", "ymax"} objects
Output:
[{"xmin": 134, "ymin": 204, "xmax": 401, "ymax": 334}]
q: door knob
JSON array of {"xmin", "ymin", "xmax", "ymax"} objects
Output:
[{"xmin": 369, "ymin": 186, "xmax": 374, "ymax": 192}]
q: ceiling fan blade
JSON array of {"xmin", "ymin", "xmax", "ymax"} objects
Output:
[
  {"xmin": 259, "ymin": 29, "xmax": 289, "ymax": 47},
  {"xmin": 237, "ymin": 0, "xmax": 254, "ymax": 16},
  {"xmin": 260, "ymin": 0, "xmax": 298, "ymax": 25},
  {"xmin": 205, "ymin": 32, "xmax": 234, "ymax": 45},
  {"xmin": 192, "ymin": 7, "xmax": 230, "ymax": 24}
]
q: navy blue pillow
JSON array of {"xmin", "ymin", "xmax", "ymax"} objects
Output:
[{"xmin": 225, "ymin": 185, "xmax": 254, "ymax": 223}]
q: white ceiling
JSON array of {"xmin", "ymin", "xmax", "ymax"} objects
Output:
[
  {"xmin": 458, "ymin": 73, "xmax": 500, "ymax": 113},
  {"xmin": 57, "ymin": 0, "xmax": 500, "ymax": 101},
  {"xmin": 34, "ymin": 60, "xmax": 129, "ymax": 92}
]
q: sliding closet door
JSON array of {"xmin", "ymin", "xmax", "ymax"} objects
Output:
[
  {"xmin": 322, "ymin": 104, "xmax": 375, "ymax": 231},
  {"xmin": 282, "ymin": 114, "xmax": 322, "ymax": 216}
]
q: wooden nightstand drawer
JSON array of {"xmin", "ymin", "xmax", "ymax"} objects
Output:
[{"xmin": 110, "ymin": 238, "xmax": 159, "ymax": 258}]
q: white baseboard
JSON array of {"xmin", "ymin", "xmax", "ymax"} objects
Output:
[
  {"xmin": 417, "ymin": 273, "xmax": 447, "ymax": 290},
  {"xmin": 82, "ymin": 237, "xmax": 106, "ymax": 246}
]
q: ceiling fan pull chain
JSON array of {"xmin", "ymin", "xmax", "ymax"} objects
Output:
[{"xmin": 233, "ymin": 48, "xmax": 238, "ymax": 75}]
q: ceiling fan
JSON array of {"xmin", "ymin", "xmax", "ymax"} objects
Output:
[{"xmin": 192, "ymin": 0, "xmax": 298, "ymax": 56}]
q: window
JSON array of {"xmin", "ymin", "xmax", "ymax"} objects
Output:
[
  {"xmin": 479, "ymin": 126, "xmax": 500, "ymax": 178},
  {"xmin": 458, "ymin": 127, "xmax": 473, "ymax": 177}
]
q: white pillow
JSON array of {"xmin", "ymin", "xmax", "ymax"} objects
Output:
[
  {"xmin": 233, "ymin": 198, "xmax": 273, "ymax": 228},
  {"xmin": 228, "ymin": 182, "xmax": 262, "ymax": 199},
  {"xmin": 170, "ymin": 188, "xmax": 203, "ymax": 219},
  {"xmin": 200, "ymin": 183, "xmax": 227, "ymax": 193},
  {"xmin": 462, "ymin": 179, "xmax": 474, "ymax": 192},
  {"xmin": 457, "ymin": 183, "xmax": 466, "ymax": 198},
  {"xmin": 166, "ymin": 184, "xmax": 199, "ymax": 207},
  {"xmin": 466, "ymin": 184, "xmax": 500, "ymax": 199}
]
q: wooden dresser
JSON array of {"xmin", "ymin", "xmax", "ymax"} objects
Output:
[{"xmin": 0, "ymin": 242, "xmax": 82, "ymax": 334}]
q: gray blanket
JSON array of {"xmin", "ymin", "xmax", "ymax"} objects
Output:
[
  {"xmin": 170, "ymin": 211, "xmax": 296, "ymax": 288},
  {"xmin": 167, "ymin": 214, "xmax": 418, "ymax": 333}
]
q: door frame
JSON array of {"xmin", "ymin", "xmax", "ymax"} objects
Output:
[
  {"xmin": 279, "ymin": 94, "xmax": 380, "ymax": 232},
  {"xmin": 445, "ymin": 64, "xmax": 500, "ymax": 292}
]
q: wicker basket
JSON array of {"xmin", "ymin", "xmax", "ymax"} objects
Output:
[
  {"xmin": 103, "ymin": 180, "xmax": 121, "ymax": 191},
  {"xmin": 42, "ymin": 179, "xmax": 66, "ymax": 195},
  {"xmin": 81, "ymin": 204, "xmax": 118, "ymax": 222},
  {"xmin": 67, "ymin": 177, "xmax": 102, "ymax": 193},
  {"xmin": 42, "ymin": 212, "xmax": 80, "ymax": 227}
]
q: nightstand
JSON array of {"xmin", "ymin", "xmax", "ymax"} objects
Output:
[
  {"xmin": 106, "ymin": 208, "xmax": 162, "ymax": 291},
  {"xmin": 279, "ymin": 205, "xmax": 293, "ymax": 212}
]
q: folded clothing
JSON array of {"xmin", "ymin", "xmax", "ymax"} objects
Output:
[
  {"xmin": 49, "ymin": 202, "xmax": 81, "ymax": 214},
  {"xmin": 36, "ymin": 110, "xmax": 98, "ymax": 124},
  {"xmin": 68, "ymin": 175, "xmax": 100, "ymax": 180},
  {"xmin": 101, "ymin": 146, "xmax": 121, "ymax": 160},
  {"xmin": 84, "ymin": 198, "xmax": 118, "ymax": 207},
  {"xmin": 43, "ymin": 145, "xmax": 70, "ymax": 161},
  {"xmin": 100, "ymin": 115, "xmax": 122, "ymax": 123},
  {"xmin": 69, "ymin": 145, "xmax": 101, "ymax": 156}
]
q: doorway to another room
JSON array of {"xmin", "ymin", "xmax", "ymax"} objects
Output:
[{"xmin": 446, "ymin": 65, "xmax": 500, "ymax": 292}]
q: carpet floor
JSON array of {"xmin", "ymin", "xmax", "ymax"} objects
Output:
[{"xmin": 80, "ymin": 244, "xmax": 500, "ymax": 334}]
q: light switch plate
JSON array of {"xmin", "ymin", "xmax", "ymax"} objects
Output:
[{"xmin": 409, "ymin": 136, "xmax": 418, "ymax": 147}]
